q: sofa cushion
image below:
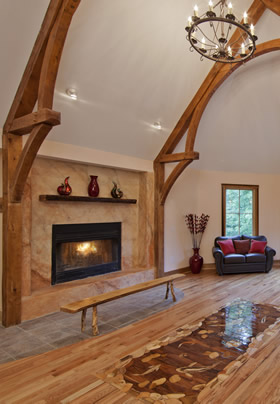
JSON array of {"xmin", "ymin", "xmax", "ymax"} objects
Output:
[
  {"xmin": 215, "ymin": 236, "xmax": 241, "ymax": 248},
  {"xmin": 245, "ymin": 253, "xmax": 266, "ymax": 263},
  {"xmin": 249, "ymin": 240, "xmax": 267, "ymax": 254},
  {"xmin": 233, "ymin": 239, "xmax": 250, "ymax": 254},
  {"xmin": 218, "ymin": 239, "xmax": 235, "ymax": 255},
  {"xmin": 224, "ymin": 254, "xmax": 246, "ymax": 264}
]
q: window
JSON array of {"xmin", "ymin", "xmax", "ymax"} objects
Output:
[{"xmin": 222, "ymin": 184, "xmax": 259, "ymax": 237}]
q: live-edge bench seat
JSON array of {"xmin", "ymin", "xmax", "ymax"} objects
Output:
[{"xmin": 60, "ymin": 274, "xmax": 184, "ymax": 335}]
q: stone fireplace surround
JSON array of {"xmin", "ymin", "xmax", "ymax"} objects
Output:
[{"xmin": 21, "ymin": 157, "xmax": 154, "ymax": 321}]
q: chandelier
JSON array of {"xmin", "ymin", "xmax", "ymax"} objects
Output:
[{"xmin": 185, "ymin": 1, "xmax": 258, "ymax": 63}]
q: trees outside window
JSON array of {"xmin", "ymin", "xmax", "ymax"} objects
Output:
[{"xmin": 222, "ymin": 184, "xmax": 259, "ymax": 237}]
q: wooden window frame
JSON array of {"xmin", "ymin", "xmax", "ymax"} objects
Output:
[{"xmin": 222, "ymin": 184, "xmax": 259, "ymax": 237}]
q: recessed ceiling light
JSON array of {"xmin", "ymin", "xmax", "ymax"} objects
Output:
[
  {"xmin": 152, "ymin": 121, "xmax": 162, "ymax": 130},
  {"xmin": 66, "ymin": 88, "xmax": 78, "ymax": 100}
]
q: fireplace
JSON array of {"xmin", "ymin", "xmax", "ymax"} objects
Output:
[{"xmin": 52, "ymin": 222, "xmax": 121, "ymax": 285}]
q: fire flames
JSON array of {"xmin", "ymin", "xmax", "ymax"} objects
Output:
[{"xmin": 76, "ymin": 242, "xmax": 97, "ymax": 254}]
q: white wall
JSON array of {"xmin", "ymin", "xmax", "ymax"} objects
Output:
[{"xmin": 164, "ymin": 167, "xmax": 280, "ymax": 272}]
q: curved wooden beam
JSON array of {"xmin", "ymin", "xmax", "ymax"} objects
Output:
[
  {"xmin": 4, "ymin": 0, "xmax": 63, "ymax": 131},
  {"xmin": 185, "ymin": 39, "xmax": 280, "ymax": 152},
  {"xmin": 261, "ymin": 0, "xmax": 280, "ymax": 15},
  {"xmin": 11, "ymin": 124, "xmax": 53, "ymax": 203},
  {"xmin": 154, "ymin": 0, "xmax": 266, "ymax": 162},
  {"xmin": 160, "ymin": 160, "xmax": 193, "ymax": 205},
  {"xmin": 38, "ymin": 0, "xmax": 81, "ymax": 109}
]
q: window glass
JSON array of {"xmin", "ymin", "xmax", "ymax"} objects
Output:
[{"xmin": 222, "ymin": 185, "xmax": 258, "ymax": 237}]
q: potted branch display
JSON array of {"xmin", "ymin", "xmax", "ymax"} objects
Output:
[{"xmin": 185, "ymin": 213, "xmax": 210, "ymax": 274}]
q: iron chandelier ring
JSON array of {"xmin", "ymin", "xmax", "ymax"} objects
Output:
[{"xmin": 186, "ymin": 17, "xmax": 257, "ymax": 64}]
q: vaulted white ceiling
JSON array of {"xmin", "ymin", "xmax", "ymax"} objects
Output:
[{"xmin": 1, "ymin": 1, "xmax": 280, "ymax": 172}]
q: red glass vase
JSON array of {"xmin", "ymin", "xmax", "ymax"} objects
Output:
[
  {"xmin": 88, "ymin": 175, "xmax": 99, "ymax": 197},
  {"xmin": 189, "ymin": 248, "xmax": 203, "ymax": 274}
]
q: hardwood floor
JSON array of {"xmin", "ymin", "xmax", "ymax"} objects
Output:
[{"xmin": 1, "ymin": 269, "xmax": 280, "ymax": 403}]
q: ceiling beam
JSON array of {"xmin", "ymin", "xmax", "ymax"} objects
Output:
[
  {"xmin": 185, "ymin": 39, "xmax": 280, "ymax": 153},
  {"xmin": 3, "ymin": 0, "xmax": 64, "ymax": 131},
  {"xmin": 261, "ymin": 0, "xmax": 280, "ymax": 15},
  {"xmin": 155, "ymin": 0, "xmax": 266, "ymax": 162},
  {"xmin": 38, "ymin": 0, "xmax": 81, "ymax": 109}
]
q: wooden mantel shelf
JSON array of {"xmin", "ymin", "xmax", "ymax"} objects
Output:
[{"xmin": 39, "ymin": 195, "xmax": 137, "ymax": 204}]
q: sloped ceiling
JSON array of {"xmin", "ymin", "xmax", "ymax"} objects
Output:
[{"xmin": 0, "ymin": 0, "xmax": 280, "ymax": 172}]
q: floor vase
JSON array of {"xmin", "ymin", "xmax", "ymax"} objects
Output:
[{"xmin": 189, "ymin": 248, "xmax": 203, "ymax": 274}]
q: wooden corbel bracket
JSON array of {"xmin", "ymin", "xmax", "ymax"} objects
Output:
[
  {"xmin": 160, "ymin": 158, "xmax": 197, "ymax": 206},
  {"xmin": 8, "ymin": 108, "xmax": 61, "ymax": 135},
  {"xmin": 158, "ymin": 151, "xmax": 199, "ymax": 163},
  {"xmin": 10, "ymin": 123, "xmax": 53, "ymax": 203}
]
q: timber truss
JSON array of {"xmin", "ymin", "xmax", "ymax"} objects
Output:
[{"xmin": 2, "ymin": 0, "xmax": 280, "ymax": 326}]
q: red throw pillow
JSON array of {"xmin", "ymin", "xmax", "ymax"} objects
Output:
[
  {"xmin": 217, "ymin": 239, "xmax": 235, "ymax": 255},
  {"xmin": 249, "ymin": 240, "xmax": 267, "ymax": 254},
  {"xmin": 233, "ymin": 239, "xmax": 251, "ymax": 254}
]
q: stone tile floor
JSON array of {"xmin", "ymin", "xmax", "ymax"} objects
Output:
[{"xmin": 0, "ymin": 285, "xmax": 183, "ymax": 365}]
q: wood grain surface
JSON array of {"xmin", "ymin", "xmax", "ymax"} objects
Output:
[{"xmin": 2, "ymin": 270, "xmax": 280, "ymax": 403}]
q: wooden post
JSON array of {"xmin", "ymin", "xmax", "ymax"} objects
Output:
[
  {"xmin": 2, "ymin": 133, "xmax": 23, "ymax": 326},
  {"xmin": 154, "ymin": 162, "xmax": 165, "ymax": 278},
  {"xmin": 1, "ymin": 0, "xmax": 80, "ymax": 326}
]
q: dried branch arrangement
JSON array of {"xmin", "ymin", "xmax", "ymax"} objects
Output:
[{"xmin": 185, "ymin": 213, "xmax": 210, "ymax": 248}]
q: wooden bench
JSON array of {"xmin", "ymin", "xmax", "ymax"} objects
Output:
[{"xmin": 60, "ymin": 274, "xmax": 184, "ymax": 336}]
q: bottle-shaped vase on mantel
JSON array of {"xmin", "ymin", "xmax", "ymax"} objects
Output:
[{"xmin": 88, "ymin": 175, "xmax": 99, "ymax": 197}]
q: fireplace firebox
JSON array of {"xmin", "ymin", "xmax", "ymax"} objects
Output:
[{"xmin": 52, "ymin": 222, "xmax": 121, "ymax": 285}]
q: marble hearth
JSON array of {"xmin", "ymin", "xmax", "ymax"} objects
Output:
[{"xmin": 21, "ymin": 157, "xmax": 154, "ymax": 321}]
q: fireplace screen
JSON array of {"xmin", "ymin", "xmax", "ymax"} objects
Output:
[{"xmin": 52, "ymin": 222, "xmax": 121, "ymax": 285}]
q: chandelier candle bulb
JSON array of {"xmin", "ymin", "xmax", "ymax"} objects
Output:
[
  {"xmin": 228, "ymin": 2, "xmax": 233, "ymax": 13},
  {"xmin": 243, "ymin": 11, "xmax": 248, "ymax": 24},
  {"xmin": 194, "ymin": 4, "xmax": 198, "ymax": 17},
  {"xmin": 241, "ymin": 42, "xmax": 245, "ymax": 55},
  {"xmin": 228, "ymin": 46, "xmax": 232, "ymax": 57},
  {"xmin": 250, "ymin": 24, "xmax": 255, "ymax": 36},
  {"xmin": 201, "ymin": 38, "xmax": 206, "ymax": 49},
  {"xmin": 188, "ymin": 16, "xmax": 192, "ymax": 27},
  {"xmin": 208, "ymin": 1, "xmax": 213, "ymax": 12}
]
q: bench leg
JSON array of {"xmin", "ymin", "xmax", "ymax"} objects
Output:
[
  {"xmin": 92, "ymin": 306, "xmax": 99, "ymax": 336},
  {"xmin": 170, "ymin": 281, "xmax": 176, "ymax": 302},
  {"xmin": 81, "ymin": 308, "xmax": 87, "ymax": 332},
  {"xmin": 165, "ymin": 281, "xmax": 170, "ymax": 299}
]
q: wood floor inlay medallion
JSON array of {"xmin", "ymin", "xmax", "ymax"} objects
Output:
[{"xmin": 101, "ymin": 299, "xmax": 280, "ymax": 403}]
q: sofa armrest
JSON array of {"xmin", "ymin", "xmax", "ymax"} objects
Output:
[
  {"xmin": 212, "ymin": 247, "xmax": 225, "ymax": 276},
  {"xmin": 265, "ymin": 246, "xmax": 276, "ymax": 272}
]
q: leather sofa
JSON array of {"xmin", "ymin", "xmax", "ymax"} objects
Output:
[{"xmin": 213, "ymin": 235, "xmax": 276, "ymax": 275}]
